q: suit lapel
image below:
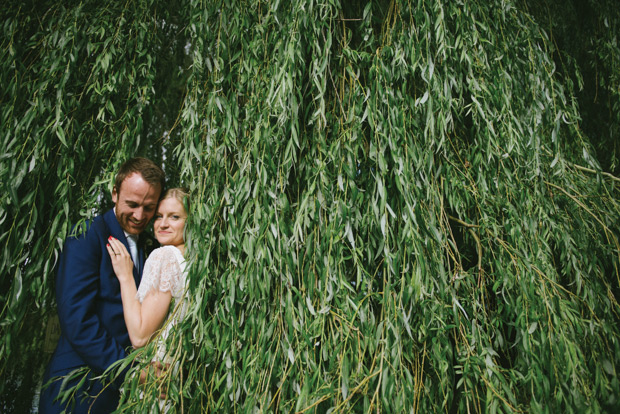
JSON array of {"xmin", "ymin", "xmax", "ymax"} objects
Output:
[
  {"xmin": 135, "ymin": 235, "xmax": 146, "ymax": 278},
  {"xmin": 103, "ymin": 209, "xmax": 142, "ymax": 285},
  {"xmin": 104, "ymin": 209, "xmax": 126, "ymax": 244}
]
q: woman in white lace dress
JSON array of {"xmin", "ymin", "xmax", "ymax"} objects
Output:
[{"xmin": 106, "ymin": 187, "xmax": 189, "ymax": 359}]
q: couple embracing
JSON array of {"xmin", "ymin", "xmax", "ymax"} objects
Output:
[{"xmin": 40, "ymin": 157, "xmax": 190, "ymax": 413}]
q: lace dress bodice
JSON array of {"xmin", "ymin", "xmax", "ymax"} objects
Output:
[
  {"xmin": 136, "ymin": 245, "xmax": 187, "ymax": 363},
  {"xmin": 137, "ymin": 246, "xmax": 186, "ymax": 302}
]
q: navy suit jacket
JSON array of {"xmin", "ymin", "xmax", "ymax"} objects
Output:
[{"xmin": 40, "ymin": 209, "xmax": 147, "ymax": 414}]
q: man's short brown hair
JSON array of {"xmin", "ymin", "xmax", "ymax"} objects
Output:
[{"xmin": 114, "ymin": 157, "xmax": 165, "ymax": 194}]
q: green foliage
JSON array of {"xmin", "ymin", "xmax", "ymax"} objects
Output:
[
  {"xmin": 2, "ymin": 0, "xmax": 620, "ymax": 412},
  {"xmin": 521, "ymin": 0, "xmax": 620, "ymax": 175}
]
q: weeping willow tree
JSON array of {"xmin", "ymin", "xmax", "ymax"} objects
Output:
[{"xmin": 1, "ymin": 0, "xmax": 619, "ymax": 412}]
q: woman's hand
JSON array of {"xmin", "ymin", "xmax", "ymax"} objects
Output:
[{"xmin": 106, "ymin": 237, "xmax": 134, "ymax": 283}]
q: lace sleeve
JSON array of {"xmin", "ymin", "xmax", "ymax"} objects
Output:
[{"xmin": 136, "ymin": 246, "xmax": 183, "ymax": 303}]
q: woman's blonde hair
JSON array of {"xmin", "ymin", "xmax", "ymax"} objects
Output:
[{"xmin": 162, "ymin": 187, "xmax": 190, "ymax": 212}]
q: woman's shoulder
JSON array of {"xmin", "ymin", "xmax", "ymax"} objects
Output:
[{"xmin": 148, "ymin": 245, "xmax": 183, "ymax": 262}]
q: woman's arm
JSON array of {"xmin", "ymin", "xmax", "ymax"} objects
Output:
[{"xmin": 107, "ymin": 237, "xmax": 172, "ymax": 348}]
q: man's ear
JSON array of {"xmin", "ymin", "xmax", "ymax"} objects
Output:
[{"xmin": 112, "ymin": 187, "xmax": 118, "ymax": 204}]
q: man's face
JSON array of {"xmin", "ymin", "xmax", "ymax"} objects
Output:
[{"xmin": 112, "ymin": 173, "xmax": 161, "ymax": 235}]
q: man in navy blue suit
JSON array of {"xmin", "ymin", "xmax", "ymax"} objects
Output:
[{"xmin": 40, "ymin": 157, "xmax": 165, "ymax": 413}]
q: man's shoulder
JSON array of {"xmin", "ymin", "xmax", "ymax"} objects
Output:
[
  {"xmin": 140, "ymin": 231, "xmax": 160, "ymax": 256},
  {"xmin": 67, "ymin": 210, "xmax": 113, "ymax": 242}
]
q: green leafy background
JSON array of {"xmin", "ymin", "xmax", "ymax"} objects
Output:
[{"xmin": 1, "ymin": 0, "xmax": 619, "ymax": 412}]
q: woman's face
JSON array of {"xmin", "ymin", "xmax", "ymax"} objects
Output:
[{"xmin": 154, "ymin": 197, "xmax": 187, "ymax": 247}]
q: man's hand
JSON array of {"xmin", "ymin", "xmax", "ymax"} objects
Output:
[{"xmin": 139, "ymin": 361, "xmax": 170, "ymax": 399}]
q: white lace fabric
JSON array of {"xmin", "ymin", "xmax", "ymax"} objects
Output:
[
  {"xmin": 136, "ymin": 246, "xmax": 185, "ymax": 303},
  {"xmin": 135, "ymin": 245, "xmax": 187, "ymax": 365}
]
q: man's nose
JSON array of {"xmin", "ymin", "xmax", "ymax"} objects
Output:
[{"xmin": 133, "ymin": 207, "xmax": 144, "ymax": 221}]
